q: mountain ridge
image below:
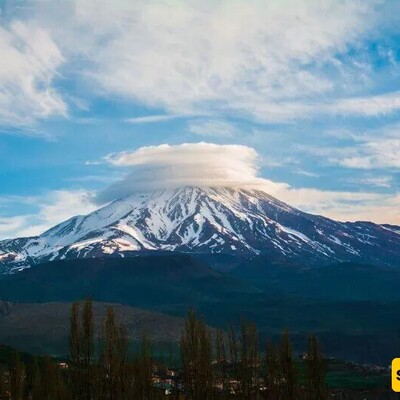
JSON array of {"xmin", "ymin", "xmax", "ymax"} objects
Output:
[{"xmin": 1, "ymin": 186, "xmax": 399, "ymax": 273}]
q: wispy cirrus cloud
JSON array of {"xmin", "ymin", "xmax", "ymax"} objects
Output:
[
  {"xmin": 337, "ymin": 138, "xmax": 400, "ymax": 169},
  {"xmin": 188, "ymin": 120, "xmax": 237, "ymax": 137},
  {"xmin": 273, "ymin": 187, "xmax": 400, "ymax": 224},
  {"xmin": 298, "ymin": 123, "xmax": 400, "ymax": 170},
  {"xmin": 346, "ymin": 176, "xmax": 393, "ymax": 188},
  {"xmin": 330, "ymin": 91, "xmax": 400, "ymax": 117},
  {"xmin": 2, "ymin": 0, "xmax": 400, "ymax": 130},
  {"xmin": 124, "ymin": 114, "xmax": 185, "ymax": 124},
  {"xmin": 24, "ymin": 0, "xmax": 394, "ymax": 123},
  {"xmin": 0, "ymin": 20, "xmax": 66, "ymax": 129},
  {"xmin": 294, "ymin": 170, "xmax": 320, "ymax": 178},
  {"xmin": 0, "ymin": 190, "xmax": 95, "ymax": 239}
]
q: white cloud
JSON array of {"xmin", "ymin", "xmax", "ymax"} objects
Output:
[
  {"xmin": 338, "ymin": 139, "xmax": 400, "ymax": 169},
  {"xmin": 0, "ymin": 215, "xmax": 31, "ymax": 239},
  {"xmin": 297, "ymin": 123, "xmax": 400, "ymax": 170},
  {"xmin": 3, "ymin": 0, "xmax": 399, "ymax": 125},
  {"xmin": 96, "ymin": 142, "xmax": 400, "ymax": 224},
  {"xmin": 294, "ymin": 170, "xmax": 319, "ymax": 178},
  {"xmin": 124, "ymin": 114, "xmax": 184, "ymax": 124},
  {"xmin": 0, "ymin": 190, "xmax": 96, "ymax": 239},
  {"xmin": 1, "ymin": 143, "xmax": 399, "ymax": 237},
  {"xmin": 27, "ymin": 0, "xmax": 386, "ymax": 122},
  {"xmin": 97, "ymin": 143, "xmax": 264, "ymax": 202},
  {"xmin": 267, "ymin": 185, "xmax": 400, "ymax": 224},
  {"xmin": 0, "ymin": 20, "xmax": 66, "ymax": 128},
  {"xmin": 348, "ymin": 176, "xmax": 393, "ymax": 188},
  {"xmin": 188, "ymin": 120, "xmax": 237, "ymax": 137},
  {"xmin": 330, "ymin": 91, "xmax": 400, "ymax": 117}
]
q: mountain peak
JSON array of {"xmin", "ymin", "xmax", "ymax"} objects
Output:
[{"xmin": 1, "ymin": 186, "xmax": 399, "ymax": 273}]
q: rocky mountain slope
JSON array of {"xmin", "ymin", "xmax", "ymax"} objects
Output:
[{"xmin": 1, "ymin": 186, "xmax": 399, "ymax": 273}]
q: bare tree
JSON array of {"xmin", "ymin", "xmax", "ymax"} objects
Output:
[
  {"xmin": 305, "ymin": 335, "xmax": 328, "ymax": 400},
  {"xmin": 279, "ymin": 330, "xmax": 297, "ymax": 400},
  {"xmin": 9, "ymin": 352, "xmax": 24, "ymax": 400}
]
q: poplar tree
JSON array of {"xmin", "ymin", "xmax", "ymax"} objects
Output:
[
  {"xmin": 81, "ymin": 298, "xmax": 94, "ymax": 400},
  {"xmin": 98, "ymin": 306, "xmax": 132, "ymax": 399},
  {"xmin": 215, "ymin": 328, "xmax": 228, "ymax": 397},
  {"xmin": 102, "ymin": 306, "xmax": 119, "ymax": 399},
  {"xmin": 180, "ymin": 310, "xmax": 213, "ymax": 400},
  {"xmin": 39, "ymin": 356, "xmax": 68, "ymax": 400},
  {"xmin": 228, "ymin": 324, "xmax": 239, "ymax": 384},
  {"xmin": 133, "ymin": 333, "xmax": 153, "ymax": 400},
  {"xmin": 70, "ymin": 301, "xmax": 81, "ymax": 398},
  {"xmin": 198, "ymin": 320, "xmax": 213, "ymax": 399},
  {"xmin": 9, "ymin": 353, "xmax": 24, "ymax": 400},
  {"xmin": 279, "ymin": 330, "xmax": 297, "ymax": 400},
  {"xmin": 238, "ymin": 321, "xmax": 259, "ymax": 400},
  {"xmin": 305, "ymin": 335, "xmax": 328, "ymax": 400},
  {"xmin": 0, "ymin": 364, "xmax": 9, "ymax": 398},
  {"xmin": 116, "ymin": 324, "xmax": 130, "ymax": 399},
  {"xmin": 265, "ymin": 340, "xmax": 281, "ymax": 399},
  {"xmin": 25, "ymin": 357, "xmax": 41, "ymax": 400}
]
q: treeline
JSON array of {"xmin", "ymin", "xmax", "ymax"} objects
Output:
[
  {"xmin": 69, "ymin": 300, "xmax": 157, "ymax": 400},
  {"xmin": 180, "ymin": 310, "xmax": 327, "ymax": 400},
  {"xmin": 0, "ymin": 352, "xmax": 69, "ymax": 399},
  {"xmin": 0, "ymin": 300, "xmax": 328, "ymax": 399}
]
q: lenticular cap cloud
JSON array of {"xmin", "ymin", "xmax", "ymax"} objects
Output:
[{"xmin": 96, "ymin": 143, "xmax": 267, "ymax": 203}]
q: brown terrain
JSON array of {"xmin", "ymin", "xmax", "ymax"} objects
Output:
[{"xmin": 0, "ymin": 301, "xmax": 185, "ymax": 355}]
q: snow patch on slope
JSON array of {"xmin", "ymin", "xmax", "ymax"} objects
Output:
[{"xmin": 1, "ymin": 186, "xmax": 400, "ymax": 273}]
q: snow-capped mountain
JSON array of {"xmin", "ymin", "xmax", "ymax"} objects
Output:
[{"xmin": 1, "ymin": 186, "xmax": 400, "ymax": 273}]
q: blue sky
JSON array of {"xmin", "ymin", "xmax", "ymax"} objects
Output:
[{"xmin": 0, "ymin": 0, "xmax": 400, "ymax": 239}]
